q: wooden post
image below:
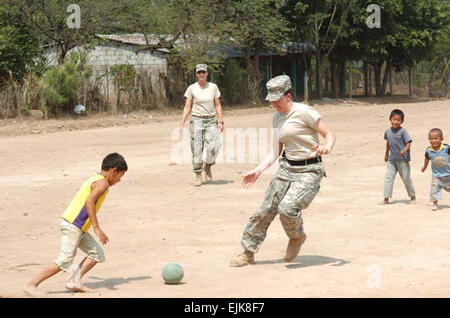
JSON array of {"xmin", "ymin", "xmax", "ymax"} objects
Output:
[{"xmin": 349, "ymin": 61, "xmax": 352, "ymax": 99}]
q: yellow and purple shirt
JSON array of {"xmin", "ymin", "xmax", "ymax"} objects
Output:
[{"xmin": 61, "ymin": 174, "xmax": 108, "ymax": 232}]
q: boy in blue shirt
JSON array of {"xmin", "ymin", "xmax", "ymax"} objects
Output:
[
  {"xmin": 381, "ymin": 109, "xmax": 416, "ymax": 204},
  {"xmin": 422, "ymin": 128, "xmax": 450, "ymax": 211}
]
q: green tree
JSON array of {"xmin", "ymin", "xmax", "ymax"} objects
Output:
[
  {"xmin": 0, "ymin": 6, "xmax": 42, "ymax": 84},
  {"xmin": 5, "ymin": 0, "xmax": 121, "ymax": 64},
  {"xmin": 344, "ymin": 0, "xmax": 449, "ymax": 96},
  {"xmin": 281, "ymin": 0, "xmax": 355, "ymax": 98},
  {"xmin": 434, "ymin": 24, "xmax": 450, "ymax": 95},
  {"xmin": 229, "ymin": 0, "xmax": 289, "ymax": 84}
]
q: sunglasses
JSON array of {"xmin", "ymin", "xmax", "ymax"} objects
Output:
[{"xmin": 197, "ymin": 70, "xmax": 207, "ymax": 74}]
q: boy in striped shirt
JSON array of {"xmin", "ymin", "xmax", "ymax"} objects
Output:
[{"xmin": 422, "ymin": 128, "xmax": 450, "ymax": 211}]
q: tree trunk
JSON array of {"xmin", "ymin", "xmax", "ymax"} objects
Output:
[
  {"xmin": 331, "ymin": 60, "xmax": 338, "ymax": 98},
  {"xmin": 106, "ymin": 66, "xmax": 110, "ymax": 113},
  {"xmin": 339, "ymin": 61, "xmax": 346, "ymax": 98},
  {"xmin": 363, "ymin": 62, "xmax": 368, "ymax": 97},
  {"xmin": 253, "ymin": 50, "xmax": 260, "ymax": 83},
  {"xmin": 373, "ymin": 61, "xmax": 383, "ymax": 96},
  {"xmin": 368, "ymin": 66, "xmax": 372, "ymax": 97},
  {"xmin": 446, "ymin": 70, "xmax": 449, "ymax": 98},
  {"xmin": 114, "ymin": 83, "xmax": 120, "ymax": 114},
  {"xmin": 304, "ymin": 70, "xmax": 309, "ymax": 103},
  {"xmin": 316, "ymin": 52, "xmax": 322, "ymax": 98},
  {"xmin": 349, "ymin": 61, "xmax": 352, "ymax": 99},
  {"xmin": 58, "ymin": 43, "xmax": 68, "ymax": 65},
  {"xmin": 408, "ymin": 67, "xmax": 413, "ymax": 96},
  {"xmin": 303, "ymin": 55, "xmax": 309, "ymax": 103},
  {"xmin": 389, "ymin": 67, "xmax": 393, "ymax": 95},
  {"xmin": 245, "ymin": 45, "xmax": 251, "ymax": 71},
  {"xmin": 307, "ymin": 55, "xmax": 313, "ymax": 97},
  {"xmin": 381, "ymin": 60, "xmax": 391, "ymax": 96}
]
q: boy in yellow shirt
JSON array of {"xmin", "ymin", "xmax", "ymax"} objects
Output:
[{"xmin": 22, "ymin": 153, "xmax": 127, "ymax": 296}]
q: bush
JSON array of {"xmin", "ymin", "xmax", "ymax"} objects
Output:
[{"xmin": 42, "ymin": 61, "xmax": 80, "ymax": 115}]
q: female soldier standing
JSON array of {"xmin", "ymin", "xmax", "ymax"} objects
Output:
[{"xmin": 180, "ymin": 64, "xmax": 224, "ymax": 186}]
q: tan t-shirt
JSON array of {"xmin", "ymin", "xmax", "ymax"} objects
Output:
[
  {"xmin": 273, "ymin": 102, "xmax": 321, "ymax": 161},
  {"xmin": 184, "ymin": 82, "xmax": 221, "ymax": 116}
]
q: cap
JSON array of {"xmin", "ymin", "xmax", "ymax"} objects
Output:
[
  {"xmin": 265, "ymin": 75, "xmax": 292, "ymax": 101},
  {"xmin": 196, "ymin": 64, "xmax": 208, "ymax": 72}
]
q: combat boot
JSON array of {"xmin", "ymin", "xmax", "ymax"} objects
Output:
[
  {"xmin": 194, "ymin": 172, "xmax": 202, "ymax": 186},
  {"xmin": 284, "ymin": 233, "xmax": 307, "ymax": 262},
  {"xmin": 204, "ymin": 163, "xmax": 213, "ymax": 183},
  {"xmin": 230, "ymin": 251, "xmax": 254, "ymax": 267}
]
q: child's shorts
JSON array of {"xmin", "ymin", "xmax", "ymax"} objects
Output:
[
  {"xmin": 54, "ymin": 219, "xmax": 105, "ymax": 271},
  {"xmin": 430, "ymin": 176, "xmax": 450, "ymax": 201}
]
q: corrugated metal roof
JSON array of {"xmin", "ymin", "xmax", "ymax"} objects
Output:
[
  {"xmin": 97, "ymin": 34, "xmax": 316, "ymax": 57},
  {"xmin": 44, "ymin": 34, "xmax": 315, "ymax": 58},
  {"xmin": 97, "ymin": 34, "xmax": 171, "ymax": 53}
]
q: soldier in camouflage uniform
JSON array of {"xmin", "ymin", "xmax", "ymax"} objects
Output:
[
  {"xmin": 230, "ymin": 75, "xmax": 336, "ymax": 267},
  {"xmin": 180, "ymin": 64, "xmax": 224, "ymax": 186}
]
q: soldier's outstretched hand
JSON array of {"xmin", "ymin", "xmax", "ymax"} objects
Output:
[{"xmin": 242, "ymin": 169, "xmax": 261, "ymax": 189}]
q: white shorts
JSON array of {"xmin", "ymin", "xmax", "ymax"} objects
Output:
[{"xmin": 54, "ymin": 219, "xmax": 105, "ymax": 271}]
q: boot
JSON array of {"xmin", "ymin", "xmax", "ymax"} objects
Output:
[
  {"xmin": 284, "ymin": 233, "xmax": 307, "ymax": 262},
  {"xmin": 230, "ymin": 251, "xmax": 254, "ymax": 267},
  {"xmin": 204, "ymin": 164, "xmax": 213, "ymax": 183},
  {"xmin": 194, "ymin": 172, "xmax": 202, "ymax": 186}
]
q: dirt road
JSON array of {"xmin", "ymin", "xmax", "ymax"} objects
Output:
[{"xmin": 1, "ymin": 97, "xmax": 449, "ymax": 297}]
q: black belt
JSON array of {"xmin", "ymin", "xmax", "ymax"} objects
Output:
[
  {"xmin": 282, "ymin": 152, "xmax": 322, "ymax": 166},
  {"xmin": 192, "ymin": 115, "xmax": 216, "ymax": 119}
]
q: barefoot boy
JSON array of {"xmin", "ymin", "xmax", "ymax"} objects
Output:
[
  {"xmin": 422, "ymin": 128, "xmax": 450, "ymax": 211},
  {"xmin": 381, "ymin": 109, "xmax": 416, "ymax": 204},
  {"xmin": 22, "ymin": 153, "xmax": 127, "ymax": 296}
]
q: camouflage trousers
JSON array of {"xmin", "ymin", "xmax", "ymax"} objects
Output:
[
  {"xmin": 190, "ymin": 116, "xmax": 221, "ymax": 172},
  {"xmin": 241, "ymin": 158, "xmax": 325, "ymax": 253}
]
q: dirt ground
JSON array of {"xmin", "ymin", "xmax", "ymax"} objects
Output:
[{"xmin": 1, "ymin": 96, "xmax": 449, "ymax": 298}]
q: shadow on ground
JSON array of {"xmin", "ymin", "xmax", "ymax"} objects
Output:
[
  {"xmin": 84, "ymin": 276, "xmax": 151, "ymax": 290},
  {"xmin": 206, "ymin": 180, "xmax": 234, "ymax": 185},
  {"xmin": 47, "ymin": 276, "xmax": 151, "ymax": 294},
  {"xmin": 385, "ymin": 199, "xmax": 415, "ymax": 205},
  {"xmin": 254, "ymin": 255, "xmax": 349, "ymax": 269}
]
